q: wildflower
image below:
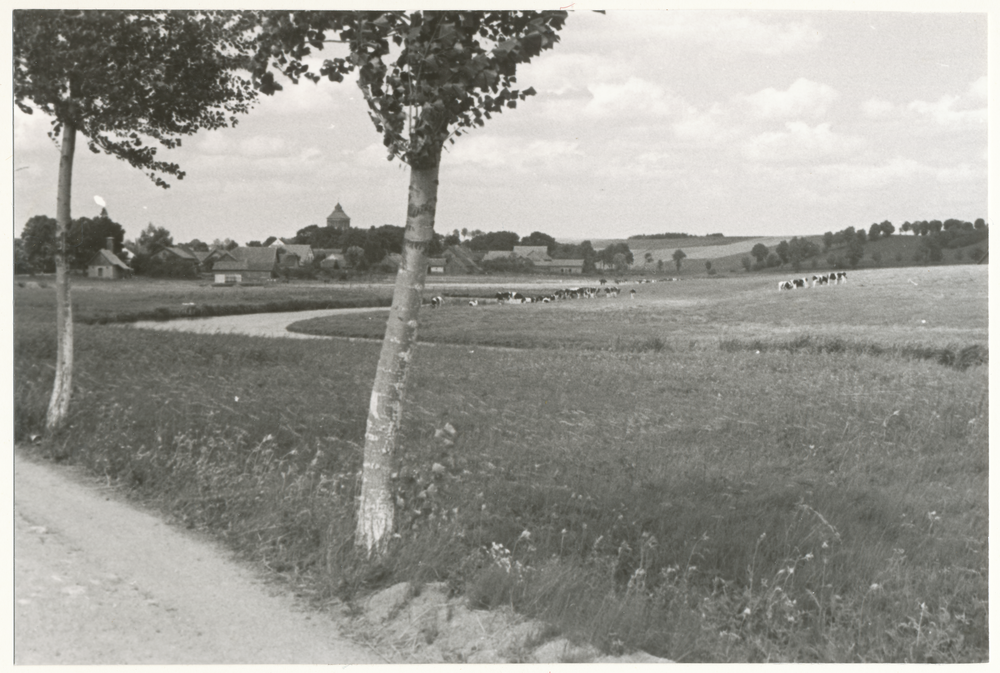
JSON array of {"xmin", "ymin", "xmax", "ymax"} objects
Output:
[
  {"xmin": 804, "ymin": 553, "xmax": 814, "ymax": 561},
  {"xmin": 742, "ymin": 607, "xmax": 751, "ymax": 617},
  {"xmin": 870, "ymin": 583, "xmax": 881, "ymax": 591},
  {"xmin": 518, "ymin": 529, "xmax": 531, "ymax": 541},
  {"xmin": 234, "ymin": 396, "xmax": 239, "ymax": 402},
  {"xmin": 822, "ymin": 541, "xmax": 829, "ymax": 549}
]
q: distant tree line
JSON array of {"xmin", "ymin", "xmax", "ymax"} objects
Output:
[
  {"xmin": 628, "ymin": 232, "xmax": 724, "ymax": 240},
  {"xmin": 742, "ymin": 236, "xmax": 824, "ymax": 273}
]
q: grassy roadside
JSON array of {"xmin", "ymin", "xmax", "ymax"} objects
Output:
[{"xmin": 14, "ymin": 267, "xmax": 988, "ymax": 661}]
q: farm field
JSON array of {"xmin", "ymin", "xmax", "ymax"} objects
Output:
[{"xmin": 14, "ymin": 265, "xmax": 988, "ymax": 662}]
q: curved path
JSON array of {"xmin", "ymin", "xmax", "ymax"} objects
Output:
[
  {"xmin": 130, "ymin": 306, "xmax": 386, "ymax": 340},
  {"xmin": 14, "ymin": 450, "xmax": 386, "ymax": 664}
]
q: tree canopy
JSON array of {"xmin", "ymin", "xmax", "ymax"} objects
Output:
[{"xmin": 14, "ymin": 10, "xmax": 258, "ymax": 187}]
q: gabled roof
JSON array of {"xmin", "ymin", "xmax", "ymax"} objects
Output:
[
  {"xmin": 481, "ymin": 250, "xmax": 517, "ymax": 262},
  {"xmin": 88, "ymin": 249, "xmax": 131, "ymax": 270},
  {"xmin": 427, "ymin": 257, "xmax": 448, "ymax": 266},
  {"xmin": 157, "ymin": 246, "xmax": 199, "ymax": 261},
  {"xmin": 534, "ymin": 258, "xmax": 585, "ymax": 268},
  {"xmin": 192, "ymin": 250, "xmax": 213, "ymax": 262},
  {"xmin": 513, "ymin": 245, "xmax": 549, "ymax": 258},
  {"xmin": 274, "ymin": 244, "xmax": 313, "ymax": 259},
  {"xmin": 213, "ymin": 246, "xmax": 278, "ymax": 271}
]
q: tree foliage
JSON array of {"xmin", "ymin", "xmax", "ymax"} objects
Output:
[
  {"xmin": 14, "ymin": 10, "xmax": 258, "ymax": 187},
  {"xmin": 254, "ymin": 11, "xmax": 567, "ymax": 169},
  {"xmin": 20, "ymin": 215, "xmax": 58, "ymax": 273},
  {"xmin": 672, "ymin": 248, "xmax": 686, "ymax": 271},
  {"xmin": 67, "ymin": 215, "xmax": 126, "ymax": 269}
]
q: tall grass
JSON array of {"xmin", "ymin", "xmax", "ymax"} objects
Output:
[{"xmin": 15, "ymin": 266, "xmax": 988, "ymax": 661}]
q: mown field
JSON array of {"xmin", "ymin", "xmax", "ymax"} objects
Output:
[{"xmin": 14, "ymin": 265, "xmax": 988, "ymax": 662}]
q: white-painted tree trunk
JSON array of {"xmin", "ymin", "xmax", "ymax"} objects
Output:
[
  {"xmin": 46, "ymin": 121, "xmax": 76, "ymax": 432},
  {"xmin": 355, "ymin": 163, "xmax": 439, "ymax": 556}
]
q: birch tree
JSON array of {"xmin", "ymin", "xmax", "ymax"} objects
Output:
[
  {"xmin": 14, "ymin": 10, "xmax": 256, "ymax": 431},
  {"xmin": 254, "ymin": 10, "xmax": 568, "ymax": 555}
]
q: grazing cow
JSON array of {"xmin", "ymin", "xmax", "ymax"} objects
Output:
[
  {"xmin": 778, "ymin": 280, "xmax": 794, "ymax": 291},
  {"xmin": 604, "ymin": 286, "xmax": 620, "ymax": 297},
  {"xmin": 836, "ymin": 271, "xmax": 847, "ymax": 284},
  {"xmin": 629, "ymin": 289, "xmax": 637, "ymax": 298},
  {"xmin": 792, "ymin": 278, "xmax": 806, "ymax": 289},
  {"xmin": 468, "ymin": 299, "xmax": 479, "ymax": 307},
  {"xmin": 599, "ymin": 278, "xmax": 607, "ymax": 285},
  {"xmin": 430, "ymin": 296, "xmax": 443, "ymax": 308}
]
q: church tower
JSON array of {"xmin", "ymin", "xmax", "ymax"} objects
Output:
[{"xmin": 326, "ymin": 203, "xmax": 351, "ymax": 231}]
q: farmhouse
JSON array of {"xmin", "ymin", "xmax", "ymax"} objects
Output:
[
  {"xmin": 212, "ymin": 246, "xmax": 281, "ymax": 283},
  {"xmin": 481, "ymin": 247, "xmax": 584, "ymax": 274},
  {"xmin": 269, "ymin": 241, "xmax": 314, "ymax": 266},
  {"xmin": 87, "ymin": 238, "xmax": 131, "ymax": 279}
]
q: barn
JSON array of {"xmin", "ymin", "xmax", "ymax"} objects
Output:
[
  {"xmin": 212, "ymin": 246, "xmax": 280, "ymax": 283},
  {"xmin": 87, "ymin": 248, "xmax": 131, "ymax": 279}
]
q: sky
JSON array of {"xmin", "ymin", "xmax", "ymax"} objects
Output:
[{"xmin": 9, "ymin": 5, "xmax": 991, "ymax": 246}]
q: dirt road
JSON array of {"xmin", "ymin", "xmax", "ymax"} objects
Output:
[{"xmin": 13, "ymin": 450, "xmax": 385, "ymax": 665}]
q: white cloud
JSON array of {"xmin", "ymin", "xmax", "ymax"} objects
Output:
[
  {"xmin": 742, "ymin": 78, "xmax": 839, "ymax": 120},
  {"xmin": 861, "ymin": 98, "xmax": 895, "ymax": 119},
  {"xmin": 650, "ymin": 11, "xmax": 822, "ymax": 56},
  {"xmin": 672, "ymin": 104, "xmax": 736, "ymax": 144},
  {"xmin": 444, "ymin": 135, "xmax": 583, "ymax": 170},
  {"xmin": 584, "ymin": 77, "xmax": 677, "ymax": 118},
  {"xmin": 907, "ymin": 94, "xmax": 987, "ymax": 128},
  {"xmin": 743, "ymin": 122, "xmax": 863, "ymax": 164},
  {"xmin": 239, "ymin": 135, "xmax": 288, "ymax": 158},
  {"xmin": 815, "ymin": 157, "xmax": 980, "ymax": 190},
  {"xmin": 967, "ymin": 76, "xmax": 987, "ymax": 100}
]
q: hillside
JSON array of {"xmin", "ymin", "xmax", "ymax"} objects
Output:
[{"xmin": 578, "ymin": 233, "xmax": 987, "ymax": 276}]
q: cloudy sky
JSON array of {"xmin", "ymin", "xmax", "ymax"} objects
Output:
[{"xmin": 11, "ymin": 6, "xmax": 989, "ymax": 245}]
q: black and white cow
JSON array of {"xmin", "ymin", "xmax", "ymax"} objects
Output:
[
  {"xmin": 778, "ymin": 280, "xmax": 794, "ymax": 291},
  {"xmin": 792, "ymin": 278, "xmax": 807, "ymax": 289},
  {"xmin": 430, "ymin": 296, "xmax": 443, "ymax": 308}
]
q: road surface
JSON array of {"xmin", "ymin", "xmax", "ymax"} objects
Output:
[{"xmin": 14, "ymin": 450, "xmax": 385, "ymax": 665}]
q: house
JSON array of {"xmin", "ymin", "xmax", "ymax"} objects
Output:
[
  {"xmin": 318, "ymin": 251, "xmax": 346, "ymax": 270},
  {"xmin": 481, "ymin": 247, "xmax": 584, "ymax": 274},
  {"xmin": 212, "ymin": 246, "xmax": 280, "ymax": 283},
  {"xmin": 532, "ymin": 259, "xmax": 585, "ymax": 274},
  {"xmin": 427, "ymin": 257, "xmax": 448, "ymax": 274},
  {"xmin": 512, "ymin": 245, "xmax": 550, "ymax": 262},
  {"xmin": 87, "ymin": 238, "xmax": 131, "ymax": 279},
  {"xmin": 442, "ymin": 246, "xmax": 481, "ymax": 274},
  {"xmin": 151, "ymin": 246, "xmax": 199, "ymax": 265},
  {"xmin": 269, "ymin": 241, "xmax": 314, "ymax": 266}
]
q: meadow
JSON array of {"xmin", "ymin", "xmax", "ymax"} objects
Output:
[{"xmin": 14, "ymin": 265, "xmax": 988, "ymax": 662}]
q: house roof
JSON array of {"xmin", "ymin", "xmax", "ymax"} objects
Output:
[
  {"xmin": 192, "ymin": 250, "xmax": 213, "ymax": 262},
  {"xmin": 274, "ymin": 244, "xmax": 313, "ymax": 259},
  {"xmin": 156, "ymin": 246, "xmax": 198, "ymax": 261},
  {"xmin": 534, "ymin": 259, "xmax": 585, "ymax": 268},
  {"xmin": 88, "ymin": 249, "xmax": 131, "ymax": 270},
  {"xmin": 513, "ymin": 245, "xmax": 549, "ymax": 258},
  {"xmin": 427, "ymin": 257, "xmax": 448, "ymax": 266},
  {"xmin": 213, "ymin": 246, "xmax": 278, "ymax": 271},
  {"xmin": 481, "ymin": 250, "xmax": 517, "ymax": 262}
]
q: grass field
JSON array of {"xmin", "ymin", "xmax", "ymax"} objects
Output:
[{"xmin": 14, "ymin": 265, "xmax": 988, "ymax": 662}]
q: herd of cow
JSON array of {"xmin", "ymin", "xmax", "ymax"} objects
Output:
[
  {"xmin": 779, "ymin": 272, "xmax": 848, "ymax": 291},
  {"xmin": 429, "ymin": 283, "xmax": 642, "ymax": 308}
]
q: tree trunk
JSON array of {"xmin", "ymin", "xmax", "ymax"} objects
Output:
[
  {"xmin": 45, "ymin": 121, "xmax": 76, "ymax": 432},
  {"xmin": 354, "ymin": 162, "xmax": 439, "ymax": 556}
]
